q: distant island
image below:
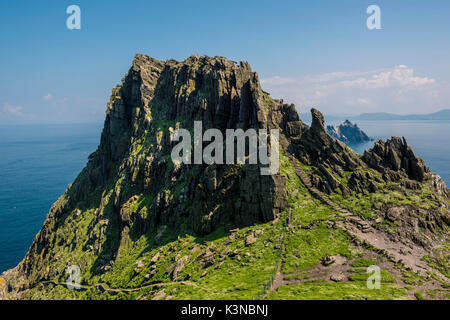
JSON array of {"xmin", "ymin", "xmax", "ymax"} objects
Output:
[
  {"xmin": 353, "ymin": 109, "xmax": 450, "ymax": 120},
  {"xmin": 327, "ymin": 120, "xmax": 372, "ymax": 145},
  {"xmin": 300, "ymin": 109, "xmax": 450, "ymax": 122}
]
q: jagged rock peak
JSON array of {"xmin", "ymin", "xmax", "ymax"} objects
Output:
[
  {"xmin": 343, "ymin": 119, "xmax": 352, "ymax": 125},
  {"xmin": 132, "ymin": 53, "xmax": 251, "ymax": 71},
  {"xmin": 310, "ymin": 108, "xmax": 325, "ymax": 131},
  {"xmin": 99, "ymin": 53, "xmax": 270, "ymax": 165},
  {"xmin": 92, "ymin": 53, "xmax": 288, "ymax": 236},
  {"xmin": 363, "ymin": 136, "xmax": 429, "ymax": 181}
]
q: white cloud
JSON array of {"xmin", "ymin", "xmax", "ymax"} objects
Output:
[
  {"xmin": 261, "ymin": 65, "xmax": 446, "ymax": 115},
  {"xmin": 340, "ymin": 65, "xmax": 435, "ymax": 89},
  {"xmin": 347, "ymin": 98, "xmax": 371, "ymax": 105},
  {"xmin": 1, "ymin": 103, "xmax": 23, "ymax": 116},
  {"xmin": 43, "ymin": 93, "xmax": 54, "ymax": 101}
]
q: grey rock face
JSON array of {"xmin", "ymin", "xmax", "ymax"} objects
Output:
[
  {"xmin": 363, "ymin": 136, "xmax": 429, "ymax": 181},
  {"xmin": 20, "ymin": 53, "xmax": 291, "ymax": 278},
  {"xmin": 311, "ymin": 108, "xmax": 325, "ymax": 132}
]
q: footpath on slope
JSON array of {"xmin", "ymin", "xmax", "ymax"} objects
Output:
[
  {"xmin": 283, "ymin": 144, "xmax": 439, "ymax": 278},
  {"xmin": 38, "ymin": 280, "xmax": 195, "ymax": 295}
]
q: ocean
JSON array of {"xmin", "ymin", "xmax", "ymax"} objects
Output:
[
  {"xmin": 0, "ymin": 123, "xmax": 103, "ymax": 273},
  {"xmin": 0, "ymin": 120, "xmax": 449, "ymax": 273}
]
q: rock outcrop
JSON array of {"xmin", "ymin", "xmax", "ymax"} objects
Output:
[
  {"xmin": 14, "ymin": 54, "xmax": 291, "ymax": 281},
  {"xmin": 363, "ymin": 136, "xmax": 428, "ymax": 181},
  {"xmin": 267, "ymin": 106, "xmax": 364, "ymax": 194}
]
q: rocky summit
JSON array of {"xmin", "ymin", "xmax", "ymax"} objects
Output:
[
  {"xmin": 327, "ymin": 120, "xmax": 371, "ymax": 145},
  {"xmin": 1, "ymin": 54, "xmax": 449, "ymax": 300}
]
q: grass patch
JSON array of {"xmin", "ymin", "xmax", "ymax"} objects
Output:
[
  {"xmin": 401, "ymin": 270, "xmax": 425, "ymax": 286},
  {"xmin": 283, "ymin": 225, "xmax": 359, "ymax": 274},
  {"xmin": 348, "ymin": 268, "xmax": 396, "ymax": 283},
  {"xmin": 268, "ymin": 282, "xmax": 409, "ymax": 300},
  {"xmin": 351, "ymin": 258, "xmax": 377, "ymax": 268},
  {"xmin": 414, "ymin": 291, "xmax": 426, "ymax": 300}
]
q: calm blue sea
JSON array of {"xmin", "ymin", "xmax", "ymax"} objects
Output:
[
  {"xmin": 0, "ymin": 121, "xmax": 449, "ymax": 273},
  {"xmin": 0, "ymin": 123, "xmax": 103, "ymax": 273}
]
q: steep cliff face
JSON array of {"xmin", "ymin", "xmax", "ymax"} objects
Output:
[
  {"xmin": 14, "ymin": 54, "xmax": 289, "ymax": 284},
  {"xmin": 1, "ymin": 54, "xmax": 449, "ymax": 300}
]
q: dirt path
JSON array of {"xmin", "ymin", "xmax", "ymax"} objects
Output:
[
  {"xmin": 38, "ymin": 279, "xmax": 195, "ymax": 294},
  {"xmin": 285, "ymin": 152, "xmax": 341, "ymax": 211},
  {"xmin": 284, "ymin": 151, "xmax": 444, "ymax": 278}
]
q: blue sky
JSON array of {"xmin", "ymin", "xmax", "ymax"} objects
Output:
[{"xmin": 1, "ymin": 0, "xmax": 449, "ymax": 124}]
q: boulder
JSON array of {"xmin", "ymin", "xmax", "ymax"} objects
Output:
[
  {"xmin": 330, "ymin": 273, "xmax": 346, "ymax": 282},
  {"xmin": 245, "ymin": 234, "xmax": 257, "ymax": 246}
]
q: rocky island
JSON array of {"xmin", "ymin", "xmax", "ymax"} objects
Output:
[
  {"xmin": 327, "ymin": 120, "xmax": 372, "ymax": 145},
  {"xmin": 1, "ymin": 54, "xmax": 448, "ymax": 300}
]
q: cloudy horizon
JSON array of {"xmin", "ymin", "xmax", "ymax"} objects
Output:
[{"xmin": 261, "ymin": 65, "xmax": 449, "ymax": 116}]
